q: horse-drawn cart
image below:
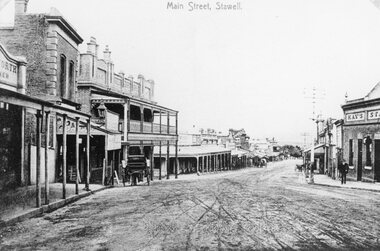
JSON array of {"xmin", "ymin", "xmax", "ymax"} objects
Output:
[{"xmin": 123, "ymin": 155, "xmax": 150, "ymax": 186}]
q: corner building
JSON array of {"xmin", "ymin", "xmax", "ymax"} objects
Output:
[{"xmin": 342, "ymin": 83, "xmax": 380, "ymax": 182}]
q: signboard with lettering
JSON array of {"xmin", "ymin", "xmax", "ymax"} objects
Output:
[
  {"xmin": 0, "ymin": 46, "xmax": 18, "ymax": 88},
  {"xmin": 56, "ymin": 117, "xmax": 103, "ymax": 135},
  {"xmin": 346, "ymin": 112, "xmax": 365, "ymax": 122},
  {"xmin": 367, "ymin": 110, "xmax": 380, "ymax": 120}
]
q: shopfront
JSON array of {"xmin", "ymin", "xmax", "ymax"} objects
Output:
[
  {"xmin": 0, "ymin": 42, "xmax": 26, "ymax": 190},
  {"xmin": 342, "ymin": 87, "xmax": 380, "ymax": 182}
]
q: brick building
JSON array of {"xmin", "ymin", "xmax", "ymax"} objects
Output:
[
  {"xmin": 342, "ymin": 83, "xmax": 380, "ymax": 182},
  {"xmin": 77, "ymin": 38, "xmax": 178, "ymax": 182},
  {"xmin": 0, "ymin": 0, "xmax": 92, "ymax": 204}
]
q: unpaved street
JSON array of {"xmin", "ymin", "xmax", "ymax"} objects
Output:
[{"xmin": 1, "ymin": 160, "xmax": 380, "ymax": 250}]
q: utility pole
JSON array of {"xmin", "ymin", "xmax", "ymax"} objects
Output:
[
  {"xmin": 300, "ymin": 132, "xmax": 310, "ymax": 150},
  {"xmin": 304, "ymin": 87, "xmax": 326, "ymax": 142},
  {"xmin": 303, "ymin": 86, "xmax": 325, "ymax": 184}
]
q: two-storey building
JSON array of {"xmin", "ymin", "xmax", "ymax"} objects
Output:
[
  {"xmin": 0, "ymin": 0, "xmax": 92, "ymax": 206},
  {"xmin": 342, "ymin": 83, "xmax": 380, "ymax": 182},
  {"xmin": 77, "ymin": 38, "xmax": 179, "ymax": 182}
]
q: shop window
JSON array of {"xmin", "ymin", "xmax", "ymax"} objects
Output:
[
  {"xmin": 365, "ymin": 136, "xmax": 372, "ymax": 166},
  {"xmin": 349, "ymin": 139, "xmax": 353, "ymax": 166},
  {"xmin": 59, "ymin": 55, "xmax": 66, "ymax": 98}
]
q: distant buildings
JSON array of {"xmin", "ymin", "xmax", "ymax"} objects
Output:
[{"xmin": 164, "ymin": 127, "xmax": 232, "ymax": 174}]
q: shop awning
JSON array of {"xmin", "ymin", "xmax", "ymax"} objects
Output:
[
  {"xmin": 154, "ymin": 145, "xmax": 231, "ymax": 158},
  {"xmin": 304, "ymin": 144, "xmax": 325, "ymax": 154}
]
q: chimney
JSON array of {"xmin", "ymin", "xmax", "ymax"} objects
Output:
[
  {"xmin": 87, "ymin": 37, "xmax": 98, "ymax": 57},
  {"xmin": 103, "ymin": 45, "xmax": 111, "ymax": 62},
  {"xmin": 15, "ymin": 0, "xmax": 29, "ymax": 14}
]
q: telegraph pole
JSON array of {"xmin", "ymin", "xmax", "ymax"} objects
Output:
[
  {"xmin": 303, "ymin": 86, "xmax": 325, "ymax": 183},
  {"xmin": 300, "ymin": 132, "xmax": 310, "ymax": 150}
]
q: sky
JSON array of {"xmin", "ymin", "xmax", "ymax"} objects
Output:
[{"xmin": 3, "ymin": 0, "xmax": 380, "ymax": 145}]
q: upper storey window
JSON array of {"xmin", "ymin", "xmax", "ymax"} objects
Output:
[
  {"xmin": 59, "ymin": 54, "xmax": 66, "ymax": 98},
  {"xmin": 69, "ymin": 61, "xmax": 74, "ymax": 99}
]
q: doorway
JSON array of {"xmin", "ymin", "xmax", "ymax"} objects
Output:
[
  {"xmin": 375, "ymin": 140, "xmax": 380, "ymax": 182},
  {"xmin": 357, "ymin": 139, "xmax": 362, "ymax": 181}
]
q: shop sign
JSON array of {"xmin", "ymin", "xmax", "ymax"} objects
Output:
[
  {"xmin": 0, "ymin": 48, "xmax": 18, "ymax": 87},
  {"xmin": 107, "ymin": 134, "xmax": 121, "ymax": 150},
  {"xmin": 367, "ymin": 110, "xmax": 380, "ymax": 120},
  {"xmin": 346, "ymin": 112, "xmax": 365, "ymax": 122}
]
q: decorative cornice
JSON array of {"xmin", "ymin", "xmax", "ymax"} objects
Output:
[{"xmin": 45, "ymin": 15, "xmax": 83, "ymax": 44}]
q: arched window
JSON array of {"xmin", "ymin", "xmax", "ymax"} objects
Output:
[{"xmin": 59, "ymin": 55, "xmax": 66, "ymax": 98}]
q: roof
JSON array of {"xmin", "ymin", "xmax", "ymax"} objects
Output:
[
  {"xmin": 154, "ymin": 145, "xmax": 230, "ymax": 157},
  {"xmin": 231, "ymin": 149, "xmax": 250, "ymax": 157},
  {"xmin": 304, "ymin": 144, "xmax": 325, "ymax": 154},
  {"xmin": 45, "ymin": 8, "xmax": 83, "ymax": 44}
]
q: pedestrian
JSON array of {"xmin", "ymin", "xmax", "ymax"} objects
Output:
[{"xmin": 340, "ymin": 160, "xmax": 349, "ymax": 185}]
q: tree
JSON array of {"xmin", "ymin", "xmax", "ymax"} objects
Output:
[{"xmin": 280, "ymin": 145, "xmax": 302, "ymax": 158}]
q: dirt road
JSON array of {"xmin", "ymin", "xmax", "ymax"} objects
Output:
[{"xmin": 1, "ymin": 160, "xmax": 380, "ymax": 250}]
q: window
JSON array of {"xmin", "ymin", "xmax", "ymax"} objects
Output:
[
  {"xmin": 130, "ymin": 105, "xmax": 141, "ymax": 121},
  {"xmin": 365, "ymin": 136, "xmax": 372, "ymax": 166},
  {"xmin": 349, "ymin": 139, "xmax": 353, "ymax": 166},
  {"xmin": 59, "ymin": 55, "xmax": 66, "ymax": 98},
  {"xmin": 69, "ymin": 61, "xmax": 74, "ymax": 100}
]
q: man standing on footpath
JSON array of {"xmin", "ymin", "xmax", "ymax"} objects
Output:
[{"xmin": 339, "ymin": 160, "xmax": 349, "ymax": 185}]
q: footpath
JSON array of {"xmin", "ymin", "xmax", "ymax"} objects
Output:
[
  {"xmin": 312, "ymin": 174, "xmax": 380, "ymax": 192},
  {"xmin": 0, "ymin": 183, "xmax": 109, "ymax": 226}
]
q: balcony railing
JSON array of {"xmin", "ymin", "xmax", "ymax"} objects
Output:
[
  {"xmin": 130, "ymin": 120, "xmax": 140, "ymax": 132},
  {"xmin": 129, "ymin": 120, "xmax": 176, "ymax": 134}
]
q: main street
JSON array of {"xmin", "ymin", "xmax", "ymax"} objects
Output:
[{"xmin": 1, "ymin": 160, "xmax": 380, "ymax": 250}]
